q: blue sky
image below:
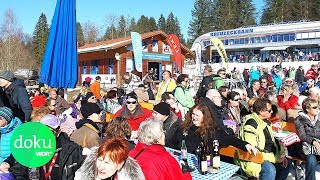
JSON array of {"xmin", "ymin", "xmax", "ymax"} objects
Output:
[{"xmin": 0, "ymin": 0, "xmax": 265, "ymax": 39}]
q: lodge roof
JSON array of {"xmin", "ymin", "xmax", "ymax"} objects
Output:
[{"xmin": 78, "ymin": 30, "xmax": 194, "ymax": 56}]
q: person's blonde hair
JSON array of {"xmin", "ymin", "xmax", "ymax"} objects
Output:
[{"xmin": 31, "ymin": 107, "xmax": 51, "ymax": 121}]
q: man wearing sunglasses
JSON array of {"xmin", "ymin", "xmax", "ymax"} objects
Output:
[{"xmin": 239, "ymin": 98, "xmax": 292, "ymax": 179}]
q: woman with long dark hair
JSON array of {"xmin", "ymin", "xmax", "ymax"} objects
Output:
[{"xmin": 167, "ymin": 103, "xmax": 257, "ymax": 154}]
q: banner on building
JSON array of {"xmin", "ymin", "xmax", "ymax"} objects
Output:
[
  {"xmin": 210, "ymin": 37, "xmax": 229, "ymax": 72},
  {"xmin": 166, "ymin": 34, "xmax": 182, "ymax": 72},
  {"xmin": 131, "ymin": 32, "xmax": 143, "ymax": 72},
  {"xmin": 194, "ymin": 42, "xmax": 202, "ymax": 75}
]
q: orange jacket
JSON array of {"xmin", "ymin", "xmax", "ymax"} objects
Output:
[{"xmin": 90, "ymin": 81, "xmax": 101, "ymax": 100}]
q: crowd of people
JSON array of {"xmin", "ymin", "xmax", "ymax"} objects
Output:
[{"xmin": 0, "ymin": 60, "xmax": 320, "ymax": 179}]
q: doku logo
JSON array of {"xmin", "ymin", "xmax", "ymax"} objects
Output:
[{"xmin": 10, "ymin": 122, "xmax": 56, "ymax": 168}]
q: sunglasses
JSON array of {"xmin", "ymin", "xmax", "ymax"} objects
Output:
[
  {"xmin": 233, "ymin": 99, "xmax": 241, "ymax": 101},
  {"xmin": 126, "ymin": 101, "xmax": 137, "ymax": 104},
  {"xmin": 266, "ymin": 109, "xmax": 273, "ymax": 113},
  {"xmin": 311, "ymin": 106, "xmax": 318, "ymax": 109},
  {"xmin": 219, "ymin": 73, "xmax": 226, "ymax": 75},
  {"xmin": 261, "ymin": 81, "xmax": 267, "ymax": 83}
]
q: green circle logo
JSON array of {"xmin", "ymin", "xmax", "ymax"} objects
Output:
[{"xmin": 10, "ymin": 122, "xmax": 56, "ymax": 168}]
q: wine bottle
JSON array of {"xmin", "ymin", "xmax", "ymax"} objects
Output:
[
  {"xmin": 181, "ymin": 140, "xmax": 188, "ymax": 165},
  {"xmin": 212, "ymin": 140, "xmax": 220, "ymax": 174},
  {"xmin": 205, "ymin": 140, "xmax": 212, "ymax": 167}
]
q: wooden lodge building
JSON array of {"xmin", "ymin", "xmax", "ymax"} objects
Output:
[{"xmin": 78, "ymin": 31, "xmax": 194, "ymax": 86}]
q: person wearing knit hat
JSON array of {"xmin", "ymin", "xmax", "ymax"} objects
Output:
[
  {"xmin": 70, "ymin": 103, "xmax": 103, "ymax": 148},
  {"xmin": 114, "ymin": 91, "xmax": 152, "ymax": 131},
  {"xmin": 0, "ymin": 107, "xmax": 22, "ymax": 163},
  {"xmin": 0, "ymin": 70, "xmax": 14, "ymax": 82},
  {"xmin": 0, "ymin": 70, "xmax": 32, "ymax": 122},
  {"xmin": 152, "ymin": 102, "xmax": 182, "ymax": 146}
]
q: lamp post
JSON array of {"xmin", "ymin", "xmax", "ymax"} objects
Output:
[{"xmin": 115, "ymin": 53, "xmax": 121, "ymax": 87}]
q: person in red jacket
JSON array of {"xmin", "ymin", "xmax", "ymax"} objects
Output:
[
  {"xmin": 304, "ymin": 64, "xmax": 319, "ymax": 81},
  {"xmin": 114, "ymin": 92, "xmax": 152, "ymax": 131},
  {"xmin": 129, "ymin": 118, "xmax": 191, "ymax": 180},
  {"xmin": 277, "ymin": 85, "xmax": 298, "ymax": 111}
]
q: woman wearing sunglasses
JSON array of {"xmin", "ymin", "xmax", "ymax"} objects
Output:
[
  {"xmin": 173, "ymin": 74, "xmax": 195, "ymax": 115},
  {"xmin": 277, "ymin": 85, "xmax": 298, "ymax": 112},
  {"xmin": 114, "ymin": 92, "xmax": 152, "ymax": 132},
  {"xmin": 294, "ymin": 98, "xmax": 320, "ymax": 180},
  {"xmin": 225, "ymin": 91, "xmax": 242, "ymax": 135}
]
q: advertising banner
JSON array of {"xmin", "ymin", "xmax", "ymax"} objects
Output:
[
  {"xmin": 210, "ymin": 37, "xmax": 229, "ymax": 72},
  {"xmin": 131, "ymin": 32, "xmax": 143, "ymax": 72},
  {"xmin": 166, "ymin": 34, "xmax": 182, "ymax": 72}
]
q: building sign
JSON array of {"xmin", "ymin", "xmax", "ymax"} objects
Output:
[
  {"xmin": 142, "ymin": 52, "xmax": 170, "ymax": 61},
  {"xmin": 210, "ymin": 28, "xmax": 254, "ymax": 37}
]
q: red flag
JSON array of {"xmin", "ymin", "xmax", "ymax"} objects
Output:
[{"xmin": 166, "ymin": 34, "xmax": 182, "ymax": 72}]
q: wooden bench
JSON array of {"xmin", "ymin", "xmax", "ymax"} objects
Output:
[
  {"xmin": 139, "ymin": 102, "xmax": 154, "ymax": 110},
  {"xmin": 220, "ymin": 145, "xmax": 263, "ymax": 164}
]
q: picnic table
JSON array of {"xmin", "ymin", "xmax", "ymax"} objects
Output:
[{"xmin": 166, "ymin": 147, "xmax": 240, "ymax": 180}]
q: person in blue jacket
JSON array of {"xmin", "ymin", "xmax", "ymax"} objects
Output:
[{"xmin": 0, "ymin": 107, "xmax": 22, "ymax": 163}]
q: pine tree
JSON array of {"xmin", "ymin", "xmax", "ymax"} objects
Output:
[
  {"xmin": 166, "ymin": 12, "xmax": 175, "ymax": 34},
  {"xmin": 103, "ymin": 25, "xmax": 117, "ymax": 40},
  {"xmin": 136, "ymin": 15, "xmax": 149, "ymax": 33},
  {"xmin": 117, "ymin": 15, "xmax": 127, "ymax": 37},
  {"xmin": 149, "ymin": 17, "xmax": 157, "ymax": 32},
  {"xmin": 157, "ymin": 14, "xmax": 166, "ymax": 32},
  {"xmin": 33, "ymin": 13, "xmax": 49, "ymax": 65},
  {"xmin": 128, "ymin": 17, "xmax": 136, "ymax": 33},
  {"xmin": 188, "ymin": 0, "xmax": 213, "ymax": 42},
  {"xmin": 77, "ymin": 22, "xmax": 85, "ymax": 46}
]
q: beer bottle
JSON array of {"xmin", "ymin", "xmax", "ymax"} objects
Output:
[
  {"xmin": 212, "ymin": 140, "xmax": 220, "ymax": 173},
  {"xmin": 199, "ymin": 142, "xmax": 208, "ymax": 175}
]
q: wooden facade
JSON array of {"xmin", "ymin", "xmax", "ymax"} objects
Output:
[{"xmin": 78, "ymin": 31, "xmax": 194, "ymax": 85}]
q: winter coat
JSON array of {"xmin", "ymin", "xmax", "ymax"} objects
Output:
[
  {"xmin": 249, "ymin": 70, "xmax": 260, "ymax": 85},
  {"xmin": 271, "ymin": 73, "xmax": 282, "ymax": 93},
  {"xmin": 168, "ymin": 124, "xmax": 248, "ymax": 154},
  {"xmin": 105, "ymin": 99, "xmax": 122, "ymax": 114},
  {"xmin": 305, "ymin": 68, "xmax": 318, "ymax": 80},
  {"xmin": 114, "ymin": 105, "xmax": 152, "ymax": 131},
  {"xmin": 212, "ymin": 75, "xmax": 225, "ymax": 90},
  {"xmin": 277, "ymin": 94, "xmax": 298, "ymax": 111},
  {"xmin": 41, "ymin": 133, "xmax": 85, "ymax": 180},
  {"xmin": 2, "ymin": 79, "xmax": 32, "ymax": 122},
  {"xmin": 0, "ymin": 117, "xmax": 22, "ymax": 163},
  {"xmin": 247, "ymin": 87, "xmax": 260, "ymax": 99},
  {"xmin": 75, "ymin": 147, "xmax": 145, "ymax": 180},
  {"xmin": 163, "ymin": 113, "xmax": 182, "ymax": 147},
  {"xmin": 295, "ymin": 69, "xmax": 305, "ymax": 84},
  {"xmin": 294, "ymin": 112, "xmax": 320, "ymax": 145},
  {"xmin": 129, "ymin": 142, "xmax": 192, "ymax": 180},
  {"xmin": 174, "ymin": 85, "xmax": 194, "ymax": 113},
  {"xmin": 70, "ymin": 119, "xmax": 101, "ymax": 148},
  {"xmin": 90, "ymin": 81, "xmax": 101, "ymax": 100},
  {"xmin": 134, "ymin": 88, "xmax": 149, "ymax": 103},
  {"xmin": 199, "ymin": 97, "xmax": 233, "ymax": 135},
  {"xmin": 53, "ymin": 96, "xmax": 70, "ymax": 115},
  {"xmin": 239, "ymin": 113, "xmax": 283, "ymax": 177},
  {"xmin": 196, "ymin": 74, "xmax": 214, "ymax": 98},
  {"xmin": 155, "ymin": 79, "xmax": 176, "ymax": 104}
]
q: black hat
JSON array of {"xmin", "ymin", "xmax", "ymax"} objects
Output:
[
  {"xmin": 153, "ymin": 102, "xmax": 170, "ymax": 116},
  {"xmin": 80, "ymin": 103, "xmax": 102, "ymax": 119},
  {"xmin": 0, "ymin": 70, "xmax": 14, "ymax": 82},
  {"xmin": 126, "ymin": 92, "xmax": 138, "ymax": 100}
]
